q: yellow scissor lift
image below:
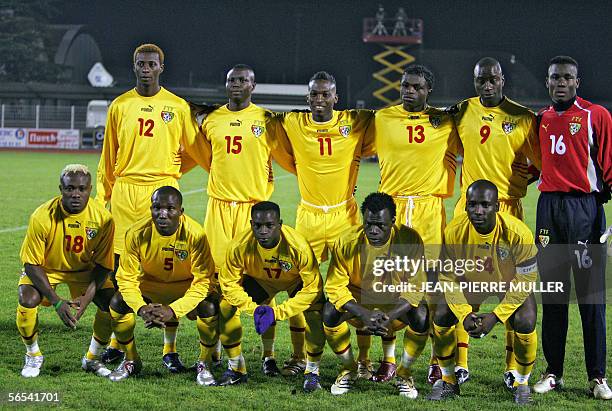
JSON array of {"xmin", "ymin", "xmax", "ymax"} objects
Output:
[{"xmin": 362, "ymin": 16, "xmax": 424, "ymax": 106}]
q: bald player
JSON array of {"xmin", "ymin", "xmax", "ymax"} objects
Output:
[{"xmin": 450, "ymin": 57, "xmax": 541, "ymax": 383}]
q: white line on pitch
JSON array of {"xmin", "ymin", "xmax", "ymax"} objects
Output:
[{"xmin": 0, "ymin": 225, "xmax": 28, "ymax": 234}]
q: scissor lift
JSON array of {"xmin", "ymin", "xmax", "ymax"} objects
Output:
[{"xmin": 363, "ymin": 17, "xmax": 424, "ymax": 106}]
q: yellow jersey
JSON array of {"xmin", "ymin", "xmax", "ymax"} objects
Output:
[
  {"xmin": 95, "ymin": 87, "xmax": 203, "ymax": 202},
  {"xmin": 372, "ymin": 105, "xmax": 459, "ymax": 197},
  {"xmin": 116, "ymin": 214, "xmax": 215, "ymax": 318},
  {"xmin": 202, "ymin": 103, "xmax": 294, "ymax": 202},
  {"xmin": 220, "ymin": 225, "xmax": 323, "ymax": 321},
  {"xmin": 325, "ymin": 225, "xmax": 426, "ymax": 311},
  {"xmin": 454, "ymin": 97, "xmax": 541, "ymax": 199},
  {"xmin": 276, "ymin": 110, "xmax": 374, "ymax": 206},
  {"xmin": 20, "ymin": 197, "xmax": 114, "ymax": 281},
  {"xmin": 441, "ymin": 212, "xmax": 538, "ymax": 323}
]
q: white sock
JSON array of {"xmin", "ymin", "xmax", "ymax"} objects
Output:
[
  {"xmin": 87, "ymin": 337, "xmax": 104, "ymax": 358},
  {"xmin": 25, "ymin": 340, "xmax": 40, "ymax": 356},
  {"xmin": 305, "ymin": 360, "xmax": 320, "ymax": 374},
  {"xmin": 383, "ymin": 340, "xmax": 396, "ymax": 361},
  {"xmin": 400, "ymin": 351, "xmax": 416, "ymax": 368},
  {"xmin": 515, "ymin": 372, "xmax": 530, "ymax": 385},
  {"xmin": 228, "ymin": 354, "xmax": 245, "ymax": 372},
  {"xmin": 337, "ymin": 349, "xmax": 356, "ymax": 370}
]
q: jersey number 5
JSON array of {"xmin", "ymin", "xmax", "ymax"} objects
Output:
[{"xmin": 137, "ymin": 118, "xmax": 154, "ymax": 137}]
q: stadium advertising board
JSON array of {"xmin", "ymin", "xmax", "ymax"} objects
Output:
[{"xmin": 0, "ymin": 128, "xmax": 79, "ymax": 149}]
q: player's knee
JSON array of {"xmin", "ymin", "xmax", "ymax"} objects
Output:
[
  {"xmin": 92, "ymin": 288, "xmax": 114, "ymax": 311},
  {"xmin": 109, "ymin": 291, "xmax": 130, "ymax": 314},
  {"xmin": 408, "ymin": 302, "xmax": 429, "ymax": 333},
  {"xmin": 322, "ymin": 301, "xmax": 343, "ymax": 327},
  {"xmin": 18, "ymin": 285, "xmax": 41, "ymax": 308},
  {"xmin": 196, "ymin": 300, "xmax": 217, "ymax": 318},
  {"xmin": 433, "ymin": 303, "xmax": 456, "ymax": 327},
  {"xmin": 511, "ymin": 308, "xmax": 536, "ymax": 333}
]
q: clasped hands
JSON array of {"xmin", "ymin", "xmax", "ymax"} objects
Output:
[{"xmin": 138, "ymin": 304, "xmax": 176, "ymax": 328}]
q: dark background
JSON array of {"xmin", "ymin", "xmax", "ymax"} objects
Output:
[{"xmin": 49, "ymin": 0, "xmax": 612, "ymax": 106}]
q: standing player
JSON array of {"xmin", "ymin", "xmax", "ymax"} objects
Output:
[
  {"xmin": 195, "ymin": 64, "xmax": 300, "ymax": 377},
  {"xmin": 451, "ymin": 57, "xmax": 541, "ymax": 383},
  {"xmin": 429, "ymin": 180, "xmax": 538, "ymax": 405},
  {"xmin": 95, "ymin": 43, "xmax": 206, "ymax": 370},
  {"xmin": 17, "ymin": 164, "xmax": 115, "ymax": 378},
  {"xmin": 369, "ymin": 64, "xmax": 459, "ymax": 383},
  {"xmin": 106, "ymin": 187, "xmax": 218, "ymax": 384},
  {"xmin": 271, "ymin": 72, "xmax": 374, "ymax": 376},
  {"xmin": 533, "ymin": 56, "xmax": 611, "ymax": 400},
  {"xmin": 323, "ymin": 193, "xmax": 428, "ymax": 397},
  {"xmin": 218, "ymin": 201, "xmax": 326, "ymax": 392}
]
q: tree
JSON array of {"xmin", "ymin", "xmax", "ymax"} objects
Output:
[{"xmin": 0, "ymin": 0, "xmax": 62, "ymax": 82}]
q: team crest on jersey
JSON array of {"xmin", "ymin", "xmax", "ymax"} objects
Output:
[
  {"xmin": 85, "ymin": 227, "xmax": 98, "ymax": 240},
  {"xmin": 569, "ymin": 122, "xmax": 581, "ymax": 135},
  {"xmin": 161, "ymin": 111, "xmax": 175, "ymax": 124},
  {"xmin": 251, "ymin": 125, "xmax": 265, "ymax": 138},
  {"xmin": 278, "ymin": 259, "xmax": 293, "ymax": 272},
  {"xmin": 429, "ymin": 116, "xmax": 442, "ymax": 129},
  {"xmin": 339, "ymin": 125, "xmax": 352, "ymax": 137},
  {"xmin": 501, "ymin": 121, "xmax": 516, "ymax": 134},
  {"xmin": 175, "ymin": 249, "xmax": 188, "ymax": 261},
  {"xmin": 497, "ymin": 246, "xmax": 510, "ymax": 260},
  {"xmin": 538, "ymin": 235, "xmax": 549, "ymax": 247}
]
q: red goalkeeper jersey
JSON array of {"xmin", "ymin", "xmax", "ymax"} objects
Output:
[{"xmin": 537, "ymin": 97, "xmax": 612, "ymax": 193}]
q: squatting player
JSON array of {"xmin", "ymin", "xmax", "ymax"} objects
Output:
[
  {"xmin": 450, "ymin": 57, "xmax": 541, "ymax": 383},
  {"xmin": 190, "ymin": 64, "xmax": 300, "ymax": 377},
  {"xmin": 270, "ymin": 71, "xmax": 375, "ymax": 376},
  {"xmin": 428, "ymin": 180, "xmax": 538, "ymax": 405},
  {"xmin": 95, "ymin": 43, "xmax": 206, "ymax": 370},
  {"xmin": 106, "ymin": 186, "xmax": 217, "ymax": 384},
  {"xmin": 367, "ymin": 64, "xmax": 459, "ymax": 384},
  {"xmin": 533, "ymin": 55, "xmax": 611, "ymax": 400},
  {"xmin": 218, "ymin": 201, "xmax": 326, "ymax": 392},
  {"xmin": 324, "ymin": 192, "xmax": 428, "ymax": 398},
  {"xmin": 17, "ymin": 164, "xmax": 115, "ymax": 378}
]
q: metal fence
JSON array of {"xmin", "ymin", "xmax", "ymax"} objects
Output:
[{"xmin": 0, "ymin": 104, "xmax": 88, "ymax": 129}]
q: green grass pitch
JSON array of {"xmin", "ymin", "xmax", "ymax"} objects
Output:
[{"xmin": 0, "ymin": 151, "xmax": 610, "ymax": 410}]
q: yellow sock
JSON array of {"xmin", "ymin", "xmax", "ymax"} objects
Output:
[
  {"xmin": 289, "ymin": 313, "xmax": 306, "ymax": 360},
  {"xmin": 397, "ymin": 326, "xmax": 428, "ymax": 378},
  {"xmin": 433, "ymin": 323, "xmax": 457, "ymax": 384},
  {"xmin": 261, "ymin": 322, "xmax": 276, "ymax": 358},
  {"xmin": 109, "ymin": 308, "xmax": 138, "ymax": 361},
  {"xmin": 304, "ymin": 311, "xmax": 325, "ymax": 365},
  {"xmin": 163, "ymin": 321, "xmax": 179, "ymax": 355},
  {"xmin": 86, "ymin": 309, "xmax": 112, "ymax": 360},
  {"xmin": 16, "ymin": 304, "xmax": 41, "ymax": 356},
  {"xmin": 382, "ymin": 334, "xmax": 397, "ymax": 363},
  {"xmin": 219, "ymin": 299, "xmax": 242, "ymax": 360},
  {"xmin": 197, "ymin": 315, "xmax": 219, "ymax": 362},
  {"xmin": 455, "ymin": 321, "xmax": 469, "ymax": 370},
  {"xmin": 513, "ymin": 330, "xmax": 537, "ymax": 386},
  {"xmin": 324, "ymin": 323, "xmax": 356, "ymax": 371},
  {"xmin": 356, "ymin": 330, "xmax": 372, "ymax": 362},
  {"xmin": 505, "ymin": 321, "xmax": 517, "ymax": 372}
]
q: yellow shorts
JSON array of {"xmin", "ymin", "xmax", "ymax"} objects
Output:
[
  {"xmin": 139, "ymin": 279, "xmax": 192, "ymax": 305},
  {"xmin": 242, "ymin": 275, "xmax": 324, "ymax": 312},
  {"xmin": 111, "ymin": 177, "xmax": 179, "ymax": 254},
  {"xmin": 394, "ymin": 195, "xmax": 445, "ymax": 260},
  {"xmin": 204, "ymin": 198, "xmax": 254, "ymax": 271},
  {"xmin": 18, "ymin": 271, "xmax": 114, "ymax": 307},
  {"xmin": 454, "ymin": 195, "xmax": 524, "ymax": 221},
  {"xmin": 296, "ymin": 198, "xmax": 360, "ymax": 262}
]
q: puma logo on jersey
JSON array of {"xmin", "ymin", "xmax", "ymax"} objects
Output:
[
  {"xmin": 230, "ymin": 119, "xmax": 242, "ymax": 126},
  {"xmin": 542, "ymin": 123, "xmax": 549, "ymax": 131},
  {"xmin": 577, "ymin": 240, "xmax": 589, "ymax": 248}
]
